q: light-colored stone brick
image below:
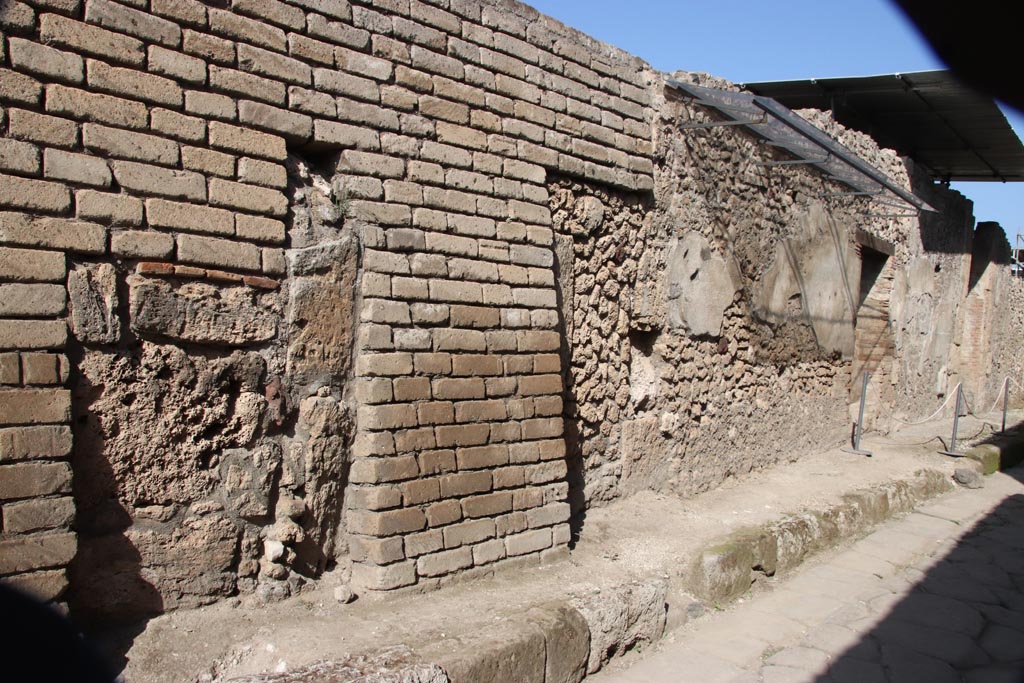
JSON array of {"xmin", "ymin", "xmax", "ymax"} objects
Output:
[
  {"xmin": 425, "ymin": 498, "xmax": 462, "ymax": 527},
  {"xmin": 208, "ymin": 65, "xmax": 286, "ymax": 106},
  {"xmin": 209, "ymin": 121, "xmax": 287, "ymax": 161},
  {"xmin": 349, "ymin": 507, "xmax": 426, "ymax": 536},
  {"xmin": 181, "ymin": 147, "xmax": 235, "ymax": 178},
  {"xmin": 208, "ymin": 8, "xmax": 286, "ymax": 52},
  {"xmin": 208, "ymin": 178, "xmax": 287, "ymax": 217},
  {"xmin": 0, "ymin": 321, "xmax": 67, "ymax": 351},
  {"xmin": 148, "ymin": 45, "xmax": 206, "ymax": 83},
  {"xmin": 86, "ymin": 0, "xmax": 181, "ymax": 46},
  {"xmin": 442, "ymin": 517, "xmax": 495, "ymax": 548},
  {"xmin": 0, "ymin": 284, "xmax": 66, "ymax": 318},
  {"xmin": 351, "ymin": 560, "xmax": 416, "ymax": 591},
  {"xmin": 7, "ymin": 110, "xmax": 78, "ymax": 150},
  {"xmin": 0, "ymin": 531, "xmax": 77, "ymax": 575},
  {"xmin": 112, "ymin": 161, "xmax": 205, "ymax": 201},
  {"xmin": 288, "ymin": 34, "xmax": 336, "ymax": 67},
  {"xmin": 0, "ymin": 213, "xmax": 106, "ymax": 254},
  {"xmin": 236, "ymin": 215, "xmax": 286, "ymax": 244},
  {"xmin": 76, "ymin": 190, "xmax": 143, "ymax": 226},
  {"xmin": 111, "ymin": 230, "xmax": 176, "ymax": 259},
  {"xmin": 86, "ymin": 59, "xmax": 182, "ymax": 107},
  {"xmin": 84, "ymin": 124, "xmax": 179, "ymax": 166},
  {"xmin": 0, "ymin": 175, "xmax": 72, "ymax": 213},
  {"xmin": 348, "ymin": 534, "xmax": 405, "ymax": 568},
  {"xmin": 0, "ymin": 425, "xmax": 72, "ymax": 462},
  {"xmin": 233, "ymin": 0, "xmax": 305, "ymax": 31},
  {"xmin": 40, "ymin": 14, "xmax": 145, "ymax": 67},
  {"xmin": 185, "ymin": 90, "xmax": 237, "ymax": 120},
  {"xmin": 238, "ymin": 43, "xmax": 310, "ymax": 85},
  {"xmin": 177, "ymin": 234, "xmax": 261, "ymax": 271},
  {"xmin": 181, "ymin": 28, "xmax": 234, "ymax": 64},
  {"xmin": 2, "ymin": 496, "xmax": 75, "ymax": 533},
  {"xmin": 0, "ymin": 388, "xmax": 70, "ymax": 424},
  {"xmin": 417, "ymin": 547, "xmax": 472, "ymax": 577},
  {"xmin": 311, "ymin": 119, "xmax": 381, "ymax": 150},
  {"xmin": 0, "ymin": 69, "xmax": 41, "ymax": 107},
  {"xmin": 0, "ymin": 354, "xmax": 19, "ymax": 385},
  {"xmin": 238, "ymin": 100, "xmax": 313, "ymax": 142},
  {"xmin": 46, "ymin": 84, "xmax": 149, "ymax": 130},
  {"xmin": 0, "ymin": 139, "xmax": 40, "ymax": 175},
  {"xmin": 43, "ymin": 149, "xmax": 111, "ymax": 187},
  {"xmin": 8, "ymin": 37, "xmax": 83, "ymax": 84},
  {"xmin": 505, "ymin": 528, "xmax": 552, "ymax": 557},
  {"xmin": 404, "ymin": 529, "xmax": 444, "ymax": 558}
]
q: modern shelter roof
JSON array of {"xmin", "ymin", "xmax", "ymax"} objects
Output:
[
  {"xmin": 741, "ymin": 70, "xmax": 1024, "ymax": 183},
  {"xmin": 666, "ymin": 79, "xmax": 935, "ymax": 212}
]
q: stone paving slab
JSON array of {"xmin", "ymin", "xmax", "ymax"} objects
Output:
[{"xmin": 588, "ymin": 467, "xmax": 1024, "ymax": 683}]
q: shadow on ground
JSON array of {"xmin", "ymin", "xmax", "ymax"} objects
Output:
[{"xmin": 813, "ymin": 474, "xmax": 1024, "ymax": 683}]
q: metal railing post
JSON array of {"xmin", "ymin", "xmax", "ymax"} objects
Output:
[
  {"xmin": 1001, "ymin": 378, "xmax": 1010, "ymax": 434},
  {"xmin": 941, "ymin": 384, "xmax": 964, "ymax": 456},
  {"xmin": 842, "ymin": 370, "xmax": 873, "ymax": 457}
]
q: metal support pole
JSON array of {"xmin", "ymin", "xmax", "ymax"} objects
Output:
[
  {"xmin": 941, "ymin": 384, "xmax": 964, "ymax": 456},
  {"xmin": 842, "ymin": 370, "xmax": 873, "ymax": 457},
  {"xmin": 1001, "ymin": 379, "xmax": 1009, "ymax": 434}
]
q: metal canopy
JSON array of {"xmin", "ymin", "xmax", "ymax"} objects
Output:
[
  {"xmin": 666, "ymin": 79, "xmax": 936, "ymax": 212},
  {"xmin": 742, "ymin": 70, "xmax": 1024, "ymax": 182}
]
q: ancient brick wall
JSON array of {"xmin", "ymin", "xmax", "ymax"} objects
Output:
[
  {"xmin": 1, "ymin": 0, "xmax": 1020, "ymax": 626},
  {"xmin": 0, "ymin": 0, "xmax": 656, "ymax": 614}
]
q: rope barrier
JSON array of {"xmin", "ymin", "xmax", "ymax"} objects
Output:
[
  {"xmin": 979, "ymin": 377, "xmax": 1010, "ymax": 415},
  {"xmin": 888, "ymin": 383, "xmax": 961, "ymax": 426},
  {"xmin": 850, "ymin": 375, "xmax": 1019, "ymax": 455}
]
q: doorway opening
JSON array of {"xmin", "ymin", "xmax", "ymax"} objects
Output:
[{"xmin": 851, "ymin": 241, "xmax": 895, "ymax": 428}]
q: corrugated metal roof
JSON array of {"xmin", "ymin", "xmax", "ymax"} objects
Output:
[{"xmin": 742, "ymin": 70, "xmax": 1024, "ymax": 182}]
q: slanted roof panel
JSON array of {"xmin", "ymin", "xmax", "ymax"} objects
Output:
[
  {"xmin": 743, "ymin": 70, "xmax": 1024, "ymax": 182},
  {"xmin": 666, "ymin": 79, "xmax": 935, "ymax": 212}
]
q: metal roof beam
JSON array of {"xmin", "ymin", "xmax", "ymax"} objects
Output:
[{"xmin": 748, "ymin": 97, "xmax": 936, "ymax": 211}]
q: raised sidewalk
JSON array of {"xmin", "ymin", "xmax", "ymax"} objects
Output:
[{"xmin": 117, "ymin": 411, "xmax": 1023, "ymax": 683}]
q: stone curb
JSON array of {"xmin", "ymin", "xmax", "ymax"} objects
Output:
[
  {"xmin": 226, "ymin": 468, "xmax": 960, "ymax": 683},
  {"xmin": 963, "ymin": 428, "xmax": 1024, "ymax": 474},
  {"xmin": 686, "ymin": 468, "xmax": 953, "ymax": 606}
]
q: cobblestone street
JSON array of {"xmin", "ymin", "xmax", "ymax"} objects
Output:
[{"xmin": 591, "ymin": 467, "xmax": 1024, "ymax": 683}]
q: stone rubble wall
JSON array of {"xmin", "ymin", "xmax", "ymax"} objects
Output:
[
  {"xmin": 549, "ymin": 72, "xmax": 1000, "ymax": 508},
  {"xmin": 0, "ymin": 0, "xmax": 1021, "ymax": 627}
]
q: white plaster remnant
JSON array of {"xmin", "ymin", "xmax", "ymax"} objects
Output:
[{"xmin": 666, "ymin": 231, "xmax": 737, "ymax": 338}]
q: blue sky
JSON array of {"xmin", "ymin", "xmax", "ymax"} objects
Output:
[{"xmin": 528, "ymin": 0, "xmax": 1024, "ymax": 246}]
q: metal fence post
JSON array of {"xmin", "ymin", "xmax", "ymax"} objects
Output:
[
  {"xmin": 941, "ymin": 384, "xmax": 964, "ymax": 457},
  {"xmin": 842, "ymin": 370, "xmax": 873, "ymax": 457},
  {"xmin": 1001, "ymin": 378, "xmax": 1010, "ymax": 434}
]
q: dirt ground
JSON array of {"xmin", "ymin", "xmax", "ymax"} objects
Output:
[{"xmin": 109, "ymin": 411, "xmax": 1016, "ymax": 683}]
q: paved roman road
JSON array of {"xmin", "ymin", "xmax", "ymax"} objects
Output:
[{"xmin": 589, "ymin": 467, "xmax": 1024, "ymax": 683}]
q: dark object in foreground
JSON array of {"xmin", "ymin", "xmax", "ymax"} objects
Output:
[
  {"xmin": 894, "ymin": 0, "xmax": 1024, "ymax": 114},
  {"xmin": 0, "ymin": 583, "xmax": 117, "ymax": 683}
]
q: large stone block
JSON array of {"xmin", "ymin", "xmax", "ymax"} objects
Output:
[
  {"xmin": 129, "ymin": 276, "xmax": 277, "ymax": 347},
  {"xmin": 68, "ymin": 263, "xmax": 120, "ymax": 345},
  {"xmin": 571, "ymin": 580, "xmax": 667, "ymax": 674}
]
